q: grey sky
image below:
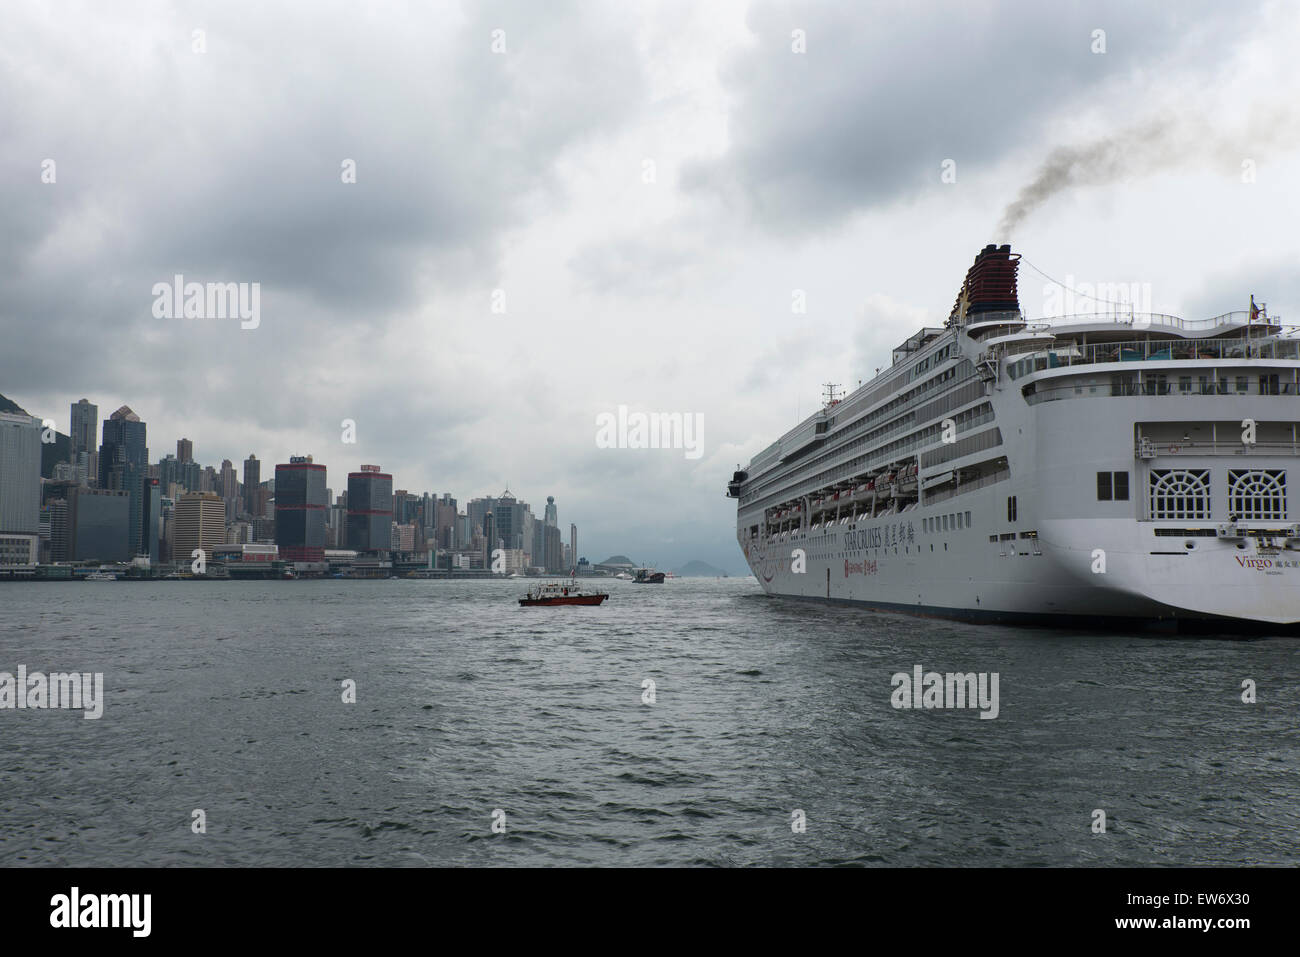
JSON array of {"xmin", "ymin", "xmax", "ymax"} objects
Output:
[{"xmin": 3, "ymin": 0, "xmax": 1299, "ymax": 573}]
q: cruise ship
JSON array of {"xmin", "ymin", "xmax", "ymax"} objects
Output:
[{"xmin": 728, "ymin": 245, "xmax": 1300, "ymax": 632}]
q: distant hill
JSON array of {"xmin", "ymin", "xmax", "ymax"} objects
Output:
[
  {"xmin": 0, "ymin": 392, "xmax": 27, "ymax": 414},
  {"xmin": 673, "ymin": 560, "xmax": 728, "ymax": 577}
]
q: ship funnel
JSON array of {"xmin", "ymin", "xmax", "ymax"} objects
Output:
[{"xmin": 949, "ymin": 245, "xmax": 1021, "ymax": 327}]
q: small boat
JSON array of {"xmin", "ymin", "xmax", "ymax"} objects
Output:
[
  {"xmin": 518, "ymin": 581, "xmax": 609, "ymax": 606},
  {"xmin": 633, "ymin": 568, "xmax": 666, "ymax": 584},
  {"xmin": 84, "ymin": 571, "xmax": 117, "ymax": 581}
]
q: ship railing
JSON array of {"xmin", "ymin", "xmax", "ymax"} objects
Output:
[
  {"xmin": 1027, "ymin": 378, "xmax": 1300, "ymax": 404},
  {"xmin": 1134, "ymin": 439, "xmax": 1300, "ymax": 457},
  {"xmin": 1005, "ymin": 335, "xmax": 1300, "ymax": 374},
  {"xmin": 1035, "ymin": 311, "xmax": 1282, "ymax": 332}
]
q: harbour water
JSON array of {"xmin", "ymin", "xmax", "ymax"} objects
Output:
[{"xmin": 1, "ymin": 578, "xmax": 1296, "ymax": 866}]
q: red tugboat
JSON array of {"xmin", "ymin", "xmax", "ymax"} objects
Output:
[{"xmin": 518, "ymin": 580, "xmax": 609, "ymax": 607}]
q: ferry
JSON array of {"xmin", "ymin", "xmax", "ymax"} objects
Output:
[{"xmin": 728, "ymin": 244, "xmax": 1300, "ymax": 632}]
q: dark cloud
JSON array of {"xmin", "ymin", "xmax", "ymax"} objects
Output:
[
  {"xmin": 0, "ymin": 0, "xmax": 645, "ymax": 392},
  {"xmin": 682, "ymin": 0, "xmax": 1259, "ymax": 231}
]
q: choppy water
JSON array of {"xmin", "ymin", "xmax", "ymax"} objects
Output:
[{"xmin": 0, "ymin": 577, "xmax": 1296, "ymax": 866}]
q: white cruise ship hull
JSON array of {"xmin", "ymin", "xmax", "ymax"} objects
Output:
[{"xmin": 730, "ymin": 245, "xmax": 1300, "ymax": 633}]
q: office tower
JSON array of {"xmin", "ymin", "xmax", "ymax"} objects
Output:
[
  {"xmin": 177, "ymin": 438, "xmax": 193, "ymax": 463},
  {"xmin": 0, "ymin": 412, "xmax": 41, "ymax": 565},
  {"xmin": 98, "ymin": 406, "xmax": 148, "ymax": 555},
  {"xmin": 275, "ymin": 456, "xmax": 327, "ymax": 561},
  {"xmin": 172, "ymin": 492, "xmax": 226, "ymax": 565},
  {"xmin": 63, "ymin": 488, "xmax": 132, "ymax": 562},
  {"xmin": 346, "ymin": 465, "xmax": 393, "ymax": 554},
  {"xmin": 545, "ymin": 495, "xmax": 558, "ymax": 527},
  {"xmin": 70, "ymin": 399, "xmax": 98, "ymax": 484},
  {"xmin": 570, "ymin": 524, "xmax": 577, "ymax": 572},
  {"xmin": 491, "ymin": 490, "xmax": 529, "ymax": 553},
  {"xmin": 243, "ymin": 454, "xmax": 260, "ymax": 515},
  {"xmin": 140, "ymin": 476, "xmax": 161, "ymax": 563}
]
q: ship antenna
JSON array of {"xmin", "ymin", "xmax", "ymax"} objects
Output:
[{"xmin": 822, "ymin": 382, "xmax": 842, "ymax": 407}]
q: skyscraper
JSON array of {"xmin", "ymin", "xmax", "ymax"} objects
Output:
[
  {"xmin": 140, "ymin": 476, "xmax": 161, "ymax": 563},
  {"xmin": 491, "ymin": 490, "xmax": 530, "ymax": 553},
  {"xmin": 545, "ymin": 495, "xmax": 558, "ymax": 527},
  {"xmin": 0, "ymin": 412, "xmax": 41, "ymax": 565},
  {"xmin": 275, "ymin": 456, "xmax": 327, "ymax": 561},
  {"xmin": 346, "ymin": 465, "xmax": 393, "ymax": 554},
  {"xmin": 177, "ymin": 437, "xmax": 193, "ymax": 463},
  {"xmin": 570, "ymin": 523, "xmax": 577, "ymax": 573},
  {"xmin": 70, "ymin": 398, "xmax": 97, "ymax": 485},
  {"xmin": 243, "ymin": 454, "xmax": 260, "ymax": 516},
  {"xmin": 98, "ymin": 406, "xmax": 148, "ymax": 556}
]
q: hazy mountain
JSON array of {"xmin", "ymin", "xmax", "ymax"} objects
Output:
[{"xmin": 673, "ymin": 560, "xmax": 728, "ymax": 577}]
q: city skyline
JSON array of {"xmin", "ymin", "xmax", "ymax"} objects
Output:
[{"xmin": 2, "ymin": 387, "xmax": 728, "ymax": 571}]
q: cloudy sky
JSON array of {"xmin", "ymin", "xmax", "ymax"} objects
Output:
[{"xmin": 4, "ymin": 0, "xmax": 1300, "ymax": 573}]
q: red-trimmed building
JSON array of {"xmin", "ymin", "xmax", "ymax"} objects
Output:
[
  {"xmin": 346, "ymin": 464, "xmax": 393, "ymax": 555},
  {"xmin": 275, "ymin": 456, "xmax": 328, "ymax": 561}
]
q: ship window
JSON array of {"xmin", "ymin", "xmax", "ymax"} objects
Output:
[
  {"xmin": 1179, "ymin": 376, "xmax": 1192, "ymax": 393},
  {"xmin": 1007, "ymin": 496, "xmax": 1017, "ymax": 522},
  {"xmin": 1149, "ymin": 469, "xmax": 1211, "ymax": 520},
  {"xmin": 1228, "ymin": 469, "xmax": 1286, "ymax": 520},
  {"xmin": 942, "ymin": 515, "xmax": 949, "ymax": 531},
  {"xmin": 1097, "ymin": 472, "xmax": 1113, "ymax": 501},
  {"xmin": 956, "ymin": 513, "xmax": 963, "ymax": 529},
  {"xmin": 1114, "ymin": 472, "xmax": 1129, "ymax": 501},
  {"xmin": 1236, "ymin": 377, "xmax": 1249, "ymax": 393},
  {"xmin": 965, "ymin": 511, "xmax": 972, "ymax": 526}
]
